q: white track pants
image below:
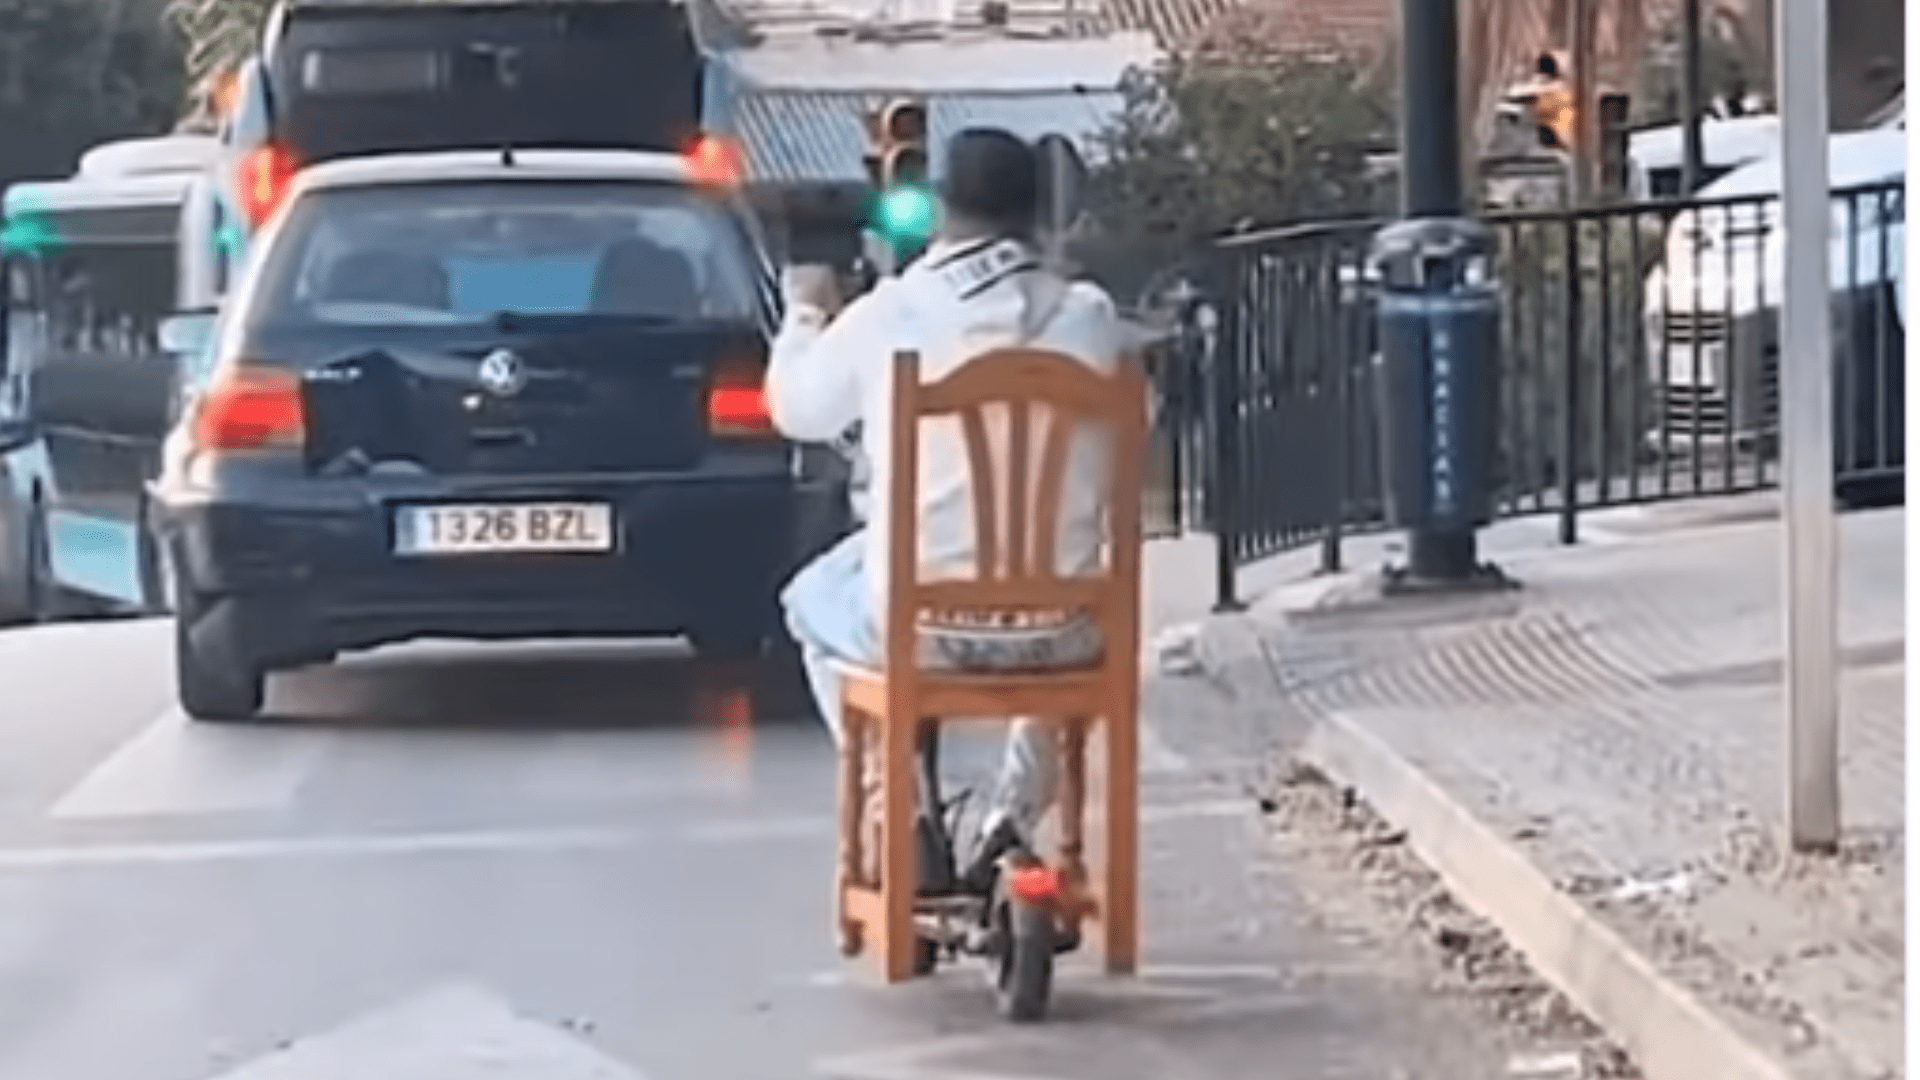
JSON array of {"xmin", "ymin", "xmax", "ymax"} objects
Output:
[{"xmin": 781, "ymin": 529, "xmax": 1058, "ymax": 840}]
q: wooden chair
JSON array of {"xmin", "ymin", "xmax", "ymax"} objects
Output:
[{"xmin": 834, "ymin": 346, "xmax": 1148, "ymax": 984}]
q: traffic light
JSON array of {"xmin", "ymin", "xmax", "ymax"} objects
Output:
[
  {"xmin": 878, "ymin": 98, "xmax": 928, "ymax": 189},
  {"xmin": 864, "ymin": 97, "xmax": 935, "ymax": 265}
]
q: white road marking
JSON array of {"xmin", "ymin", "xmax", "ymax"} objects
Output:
[
  {"xmin": 50, "ymin": 708, "xmax": 332, "ymax": 821},
  {"xmin": 1135, "ymin": 962, "xmax": 1284, "ymax": 981},
  {"xmin": 202, "ymin": 982, "xmax": 650, "ymax": 1080},
  {"xmin": 0, "ymin": 814, "xmax": 833, "ymax": 872},
  {"xmin": 1138, "ymin": 798, "xmax": 1253, "ymax": 824},
  {"xmin": 802, "ymin": 962, "xmax": 1289, "ymax": 996},
  {"xmin": 7, "ymin": 799, "xmax": 1248, "ymax": 872}
]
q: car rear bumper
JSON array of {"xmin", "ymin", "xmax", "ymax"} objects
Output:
[{"xmin": 160, "ymin": 473, "xmax": 849, "ymax": 668}]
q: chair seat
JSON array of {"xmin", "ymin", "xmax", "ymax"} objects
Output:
[{"xmin": 837, "ymin": 661, "xmax": 1108, "ymax": 723}]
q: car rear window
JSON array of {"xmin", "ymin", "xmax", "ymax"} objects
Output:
[{"xmin": 249, "ymin": 180, "xmax": 766, "ymax": 328}]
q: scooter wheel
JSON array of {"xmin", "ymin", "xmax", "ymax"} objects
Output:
[
  {"xmin": 993, "ymin": 899, "xmax": 1056, "ymax": 1022},
  {"xmin": 913, "ymin": 937, "xmax": 940, "ymax": 976}
]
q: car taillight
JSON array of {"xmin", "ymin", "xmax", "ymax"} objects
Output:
[
  {"xmin": 236, "ymin": 144, "xmax": 297, "ymax": 228},
  {"xmin": 708, "ymin": 358, "xmax": 773, "ymax": 438},
  {"xmin": 684, "ymin": 134, "xmax": 745, "ymax": 191},
  {"xmin": 193, "ymin": 367, "xmax": 305, "ymax": 452}
]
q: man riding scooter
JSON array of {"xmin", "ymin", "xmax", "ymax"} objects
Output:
[{"xmin": 767, "ymin": 127, "xmax": 1129, "ymax": 896}]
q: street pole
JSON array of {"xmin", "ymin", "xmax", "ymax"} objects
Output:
[
  {"xmin": 1394, "ymin": 0, "xmax": 1477, "ymax": 582},
  {"xmin": 1568, "ymin": 0, "xmax": 1598, "ymax": 203},
  {"xmin": 1680, "ymin": 0, "xmax": 1705, "ymax": 194},
  {"xmin": 1775, "ymin": 0, "xmax": 1839, "ymax": 852},
  {"xmin": 1045, "ymin": 139, "xmax": 1070, "ymax": 273},
  {"xmin": 1399, "ymin": 0, "xmax": 1462, "ymax": 218}
]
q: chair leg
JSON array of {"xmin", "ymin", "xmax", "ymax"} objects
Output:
[
  {"xmin": 1059, "ymin": 719, "xmax": 1089, "ymax": 897},
  {"xmin": 877, "ymin": 710, "xmax": 920, "ymax": 983},
  {"xmin": 1102, "ymin": 710, "xmax": 1139, "ymax": 975},
  {"xmin": 836, "ymin": 710, "xmax": 866, "ymax": 957}
]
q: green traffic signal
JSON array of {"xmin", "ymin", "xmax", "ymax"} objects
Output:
[{"xmin": 873, "ymin": 185, "xmax": 938, "ymax": 250}]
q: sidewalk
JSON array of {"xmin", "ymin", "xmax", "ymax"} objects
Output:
[{"xmin": 1179, "ymin": 496, "xmax": 1904, "ymax": 1080}]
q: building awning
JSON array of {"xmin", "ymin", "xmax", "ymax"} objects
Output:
[{"xmin": 727, "ymin": 85, "xmax": 1127, "ymax": 185}]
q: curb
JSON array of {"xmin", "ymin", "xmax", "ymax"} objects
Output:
[{"xmin": 1297, "ymin": 710, "xmax": 1805, "ymax": 1080}]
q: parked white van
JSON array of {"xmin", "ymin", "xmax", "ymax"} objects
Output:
[{"xmin": 1640, "ymin": 125, "xmax": 1905, "ymax": 493}]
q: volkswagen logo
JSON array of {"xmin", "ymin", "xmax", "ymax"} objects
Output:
[{"xmin": 476, "ymin": 349, "xmax": 527, "ymax": 397}]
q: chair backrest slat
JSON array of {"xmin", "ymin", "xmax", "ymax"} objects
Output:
[
  {"xmin": 958, "ymin": 405, "xmax": 1000, "ymax": 575},
  {"xmin": 1003, "ymin": 398, "xmax": 1032, "ymax": 579},
  {"xmin": 884, "ymin": 346, "xmax": 1148, "ymax": 662}
]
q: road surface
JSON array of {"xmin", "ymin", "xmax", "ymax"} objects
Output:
[{"xmin": 0, "ymin": 615, "xmax": 1518, "ymax": 1080}]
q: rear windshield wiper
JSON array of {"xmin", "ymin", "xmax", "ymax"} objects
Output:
[{"xmin": 490, "ymin": 311, "xmax": 685, "ymax": 332}]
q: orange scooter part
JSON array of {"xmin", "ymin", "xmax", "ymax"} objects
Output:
[{"xmin": 1007, "ymin": 865, "xmax": 1062, "ymax": 906}]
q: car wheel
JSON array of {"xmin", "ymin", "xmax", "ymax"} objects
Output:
[{"xmin": 173, "ymin": 586, "xmax": 266, "ymax": 723}]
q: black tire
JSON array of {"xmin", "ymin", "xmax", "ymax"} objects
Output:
[
  {"xmin": 994, "ymin": 898, "xmax": 1057, "ymax": 1022},
  {"xmin": 913, "ymin": 937, "xmax": 940, "ymax": 976},
  {"xmin": 173, "ymin": 588, "xmax": 266, "ymax": 723}
]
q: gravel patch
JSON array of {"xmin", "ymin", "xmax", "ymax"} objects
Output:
[{"xmin": 1258, "ymin": 761, "xmax": 1643, "ymax": 1080}]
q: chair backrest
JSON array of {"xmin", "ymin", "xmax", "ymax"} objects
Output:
[{"xmin": 882, "ymin": 346, "xmax": 1148, "ymax": 671}]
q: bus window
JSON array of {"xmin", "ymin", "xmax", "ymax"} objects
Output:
[
  {"xmin": 41, "ymin": 244, "xmax": 175, "ymax": 357},
  {"xmin": 29, "ymin": 237, "xmax": 181, "ymax": 441},
  {"xmin": 1, "ymin": 260, "xmax": 30, "ymax": 422}
]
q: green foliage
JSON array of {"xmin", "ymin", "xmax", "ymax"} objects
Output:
[
  {"xmin": 163, "ymin": 0, "xmax": 273, "ymax": 87},
  {"xmin": 1084, "ymin": 52, "xmax": 1397, "ymax": 270},
  {"xmin": 0, "ymin": 0, "xmax": 186, "ymax": 188},
  {"xmin": 1632, "ymin": 22, "xmax": 1759, "ymax": 126}
]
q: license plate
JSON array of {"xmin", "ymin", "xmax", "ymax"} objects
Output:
[{"xmin": 393, "ymin": 502, "xmax": 614, "ymax": 556}]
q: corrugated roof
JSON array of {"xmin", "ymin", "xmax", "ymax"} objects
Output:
[
  {"xmin": 1101, "ymin": 0, "xmax": 1235, "ymax": 47},
  {"xmin": 729, "ymin": 85, "xmax": 1127, "ymax": 183},
  {"xmin": 727, "ymin": 29, "xmax": 1158, "ymax": 91}
]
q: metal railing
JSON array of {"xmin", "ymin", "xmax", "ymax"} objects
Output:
[{"xmin": 1160, "ymin": 181, "xmax": 1905, "ymax": 609}]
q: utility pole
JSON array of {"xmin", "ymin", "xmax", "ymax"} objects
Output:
[
  {"xmin": 1776, "ymin": 0, "xmax": 1839, "ymax": 852},
  {"xmin": 1399, "ymin": 0, "xmax": 1463, "ymax": 217},
  {"xmin": 1681, "ymin": 0, "xmax": 1706, "ymax": 194},
  {"xmin": 1568, "ymin": 0, "xmax": 1599, "ymax": 203}
]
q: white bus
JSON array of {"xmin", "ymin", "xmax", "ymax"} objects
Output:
[{"xmin": 0, "ymin": 134, "xmax": 221, "ymax": 622}]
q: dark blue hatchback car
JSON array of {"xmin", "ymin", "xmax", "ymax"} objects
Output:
[{"xmin": 152, "ymin": 149, "xmax": 847, "ymax": 721}]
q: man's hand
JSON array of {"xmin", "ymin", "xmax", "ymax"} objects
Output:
[{"xmin": 781, "ymin": 264, "xmax": 844, "ymax": 318}]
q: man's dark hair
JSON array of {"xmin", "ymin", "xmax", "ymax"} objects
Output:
[
  {"xmin": 1536, "ymin": 52, "xmax": 1560, "ymax": 78},
  {"xmin": 939, "ymin": 127, "xmax": 1039, "ymax": 239}
]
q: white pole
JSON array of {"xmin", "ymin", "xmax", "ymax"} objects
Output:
[{"xmin": 1775, "ymin": 0, "xmax": 1838, "ymax": 852}]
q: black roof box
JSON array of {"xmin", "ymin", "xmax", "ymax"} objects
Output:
[{"xmin": 268, "ymin": 0, "xmax": 703, "ymax": 165}]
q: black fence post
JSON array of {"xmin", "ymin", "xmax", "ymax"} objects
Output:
[
  {"xmin": 1319, "ymin": 244, "xmax": 1348, "ymax": 576},
  {"xmin": 1558, "ymin": 216, "xmax": 1582, "ymax": 544},
  {"xmin": 1208, "ymin": 254, "xmax": 1246, "ymax": 612}
]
